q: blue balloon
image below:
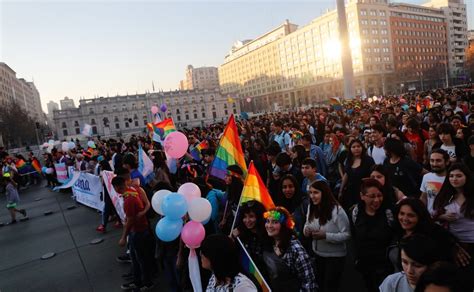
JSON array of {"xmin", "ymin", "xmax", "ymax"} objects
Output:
[
  {"xmin": 41, "ymin": 166, "xmax": 48, "ymax": 174},
  {"xmin": 162, "ymin": 193, "xmax": 188, "ymax": 219},
  {"xmin": 155, "ymin": 217, "xmax": 183, "ymax": 242}
]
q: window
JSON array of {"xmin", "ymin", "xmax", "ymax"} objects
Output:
[
  {"xmin": 134, "ymin": 121, "xmax": 138, "ymax": 127},
  {"xmin": 125, "ymin": 122, "xmax": 129, "ymax": 128},
  {"xmin": 63, "ymin": 129, "xmax": 68, "ymax": 136},
  {"xmin": 360, "ymin": 9, "xmax": 367, "ymax": 16},
  {"xmin": 177, "ymin": 115, "xmax": 181, "ymax": 121},
  {"xmin": 202, "ymin": 112, "xmax": 206, "ymax": 118},
  {"xmin": 92, "ymin": 126, "xmax": 97, "ymax": 135},
  {"xmin": 62, "ymin": 122, "xmax": 67, "ymax": 128},
  {"xmin": 91, "ymin": 119, "xmax": 96, "ymax": 125},
  {"xmin": 89, "ymin": 107, "xmax": 94, "ymax": 114},
  {"xmin": 115, "ymin": 123, "xmax": 120, "ymax": 129},
  {"xmin": 212, "ymin": 112, "xmax": 217, "ymax": 119},
  {"xmin": 185, "ymin": 114, "xmax": 189, "ymax": 120},
  {"xmin": 75, "ymin": 128, "xmax": 80, "ymax": 134},
  {"xmin": 74, "ymin": 121, "xmax": 79, "ymax": 127}
]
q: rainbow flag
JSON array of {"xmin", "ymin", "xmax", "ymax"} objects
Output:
[
  {"xmin": 15, "ymin": 159, "xmax": 27, "ymax": 171},
  {"xmin": 147, "ymin": 118, "xmax": 176, "ymax": 141},
  {"xmin": 31, "ymin": 158, "xmax": 42, "ymax": 174},
  {"xmin": 329, "ymin": 97, "xmax": 343, "ymax": 111},
  {"xmin": 236, "ymin": 237, "xmax": 271, "ymax": 292},
  {"xmin": 209, "ymin": 115, "xmax": 247, "ymax": 180},
  {"xmin": 190, "ymin": 140, "xmax": 209, "ymax": 161},
  {"xmin": 239, "ymin": 161, "xmax": 275, "ymax": 210}
]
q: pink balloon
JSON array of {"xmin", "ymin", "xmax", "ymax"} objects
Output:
[
  {"xmin": 181, "ymin": 221, "xmax": 205, "ymax": 248},
  {"xmin": 164, "ymin": 131, "xmax": 188, "ymax": 159},
  {"xmin": 178, "ymin": 183, "xmax": 201, "ymax": 204},
  {"xmin": 151, "ymin": 105, "xmax": 159, "ymax": 114}
]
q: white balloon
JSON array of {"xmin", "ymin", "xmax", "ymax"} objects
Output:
[
  {"xmin": 45, "ymin": 168, "xmax": 54, "ymax": 174},
  {"xmin": 42, "ymin": 142, "xmax": 50, "ymax": 148},
  {"xmin": 54, "ymin": 140, "xmax": 61, "ymax": 146},
  {"xmin": 178, "ymin": 183, "xmax": 201, "ymax": 204},
  {"xmin": 62, "ymin": 142, "xmax": 69, "ymax": 152},
  {"xmin": 151, "ymin": 189, "xmax": 172, "ymax": 215},
  {"xmin": 188, "ymin": 198, "xmax": 212, "ymax": 223},
  {"xmin": 68, "ymin": 141, "xmax": 76, "ymax": 149},
  {"xmin": 87, "ymin": 141, "xmax": 96, "ymax": 149},
  {"xmin": 48, "ymin": 139, "xmax": 55, "ymax": 146}
]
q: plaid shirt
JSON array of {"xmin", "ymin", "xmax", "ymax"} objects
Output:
[{"xmin": 282, "ymin": 239, "xmax": 318, "ymax": 291}]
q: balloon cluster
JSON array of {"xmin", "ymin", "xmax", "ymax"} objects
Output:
[
  {"xmin": 42, "ymin": 140, "xmax": 76, "ymax": 153},
  {"xmin": 152, "ymin": 183, "xmax": 211, "ymax": 248}
]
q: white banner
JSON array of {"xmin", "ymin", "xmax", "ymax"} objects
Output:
[
  {"xmin": 73, "ymin": 172, "xmax": 104, "ymax": 211},
  {"xmin": 102, "ymin": 171, "xmax": 126, "ymax": 223}
]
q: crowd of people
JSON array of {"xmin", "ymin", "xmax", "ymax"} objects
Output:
[{"xmin": 1, "ymin": 86, "xmax": 474, "ymax": 292}]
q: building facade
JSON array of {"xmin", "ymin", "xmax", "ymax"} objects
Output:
[
  {"xmin": 179, "ymin": 65, "xmax": 220, "ymax": 90},
  {"xmin": 0, "ymin": 62, "xmax": 45, "ymax": 123},
  {"xmin": 47, "ymin": 101, "xmax": 59, "ymax": 118},
  {"xmin": 219, "ymin": 0, "xmax": 469, "ymax": 112},
  {"xmin": 60, "ymin": 96, "xmax": 76, "ymax": 110},
  {"xmin": 53, "ymin": 89, "xmax": 240, "ymax": 140}
]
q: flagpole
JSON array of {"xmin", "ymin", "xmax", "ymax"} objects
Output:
[
  {"xmin": 229, "ymin": 160, "xmax": 253, "ymax": 236},
  {"xmin": 236, "ymin": 237, "xmax": 272, "ymax": 291}
]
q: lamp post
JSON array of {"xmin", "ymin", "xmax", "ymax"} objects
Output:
[{"xmin": 336, "ymin": 0, "xmax": 355, "ymax": 99}]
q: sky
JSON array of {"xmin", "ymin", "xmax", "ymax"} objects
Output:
[{"xmin": 1, "ymin": 0, "xmax": 473, "ymax": 113}]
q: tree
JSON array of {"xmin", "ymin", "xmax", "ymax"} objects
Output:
[{"xmin": 0, "ymin": 101, "xmax": 38, "ymax": 148}]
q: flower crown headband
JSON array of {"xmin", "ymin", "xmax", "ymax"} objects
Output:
[{"xmin": 264, "ymin": 210, "xmax": 295, "ymax": 230}]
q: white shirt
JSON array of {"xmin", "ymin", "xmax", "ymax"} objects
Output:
[
  {"xmin": 441, "ymin": 144, "xmax": 456, "ymax": 161},
  {"xmin": 420, "ymin": 172, "xmax": 446, "ymax": 216},
  {"xmin": 369, "ymin": 145, "xmax": 386, "ymax": 165},
  {"xmin": 379, "ymin": 272, "xmax": 414, "ymax": 292}
]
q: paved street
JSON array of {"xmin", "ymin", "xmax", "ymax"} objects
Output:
[
  {"xmin": 0, "ymin": 184, "xmax": 135, "ymax": 292},
  {"xmin": 0, "ymin": 183, "xmax": 366, "ymax": 292}
]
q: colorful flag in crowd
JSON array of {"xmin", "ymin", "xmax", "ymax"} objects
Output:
[
  {"xmin": 138, "ymin": 144, "xmax": 154, "ymax": 178},
  {"xmin": 329, "ymin": 97, "xmax": 343, "ymax": 111},
  {"xmin": 82, "ymin": 124, "xmax": 92, "ymax": 137},
  {"xmin": 236, "ymin": 237, "xmax": 271, "ymax": 292},
  {"xmin": 239, "ymin": 161, "xmax": 275, "ymax": 210},
  {"xmin": 31, "ymin": 158, "xmax": 42, "ymax": 174},
  {"xmin": 147, "ymin": 118, "xmax": 176, "ymax": 141},
  {"xmin": 15, "ymin": 159, "xmax": 28, "ymax": 173},
  {"xmin": 209, "ymin": 114, "xmax": 247, "ymax": 180},
  {"xmin": 190, "ymin": 140, "xmax": 209, "ymax": 161}
]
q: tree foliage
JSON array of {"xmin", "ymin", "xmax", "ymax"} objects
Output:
[{"xmin": 0, "ymin": 101, "xmax": 37, "ymax": 148}]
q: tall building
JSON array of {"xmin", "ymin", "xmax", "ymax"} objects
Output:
[
  {"xmin": 423, "ymin": 0, "xmax": 469, "ymax": 79},
  {"xmin": 179, "ymin": 65, "xmax": 219, "ymax": 90},
  {"xmin": 219, "ymin": 0, "xmax": 469, "ymax": 111},
  {"xmin": 47, "ymin": 101, "xmax": 59, "ymax": 117},
  {"xmin": 0, "ymin": 62, "xmax": 45, "ymax": 123},
  {"xmin": 60, "ymin": 96, "xmax": 76, "ymax": 110},
  {"xmin": 53, "ymin": 89, "xmax": 240, "ymax": 140}
]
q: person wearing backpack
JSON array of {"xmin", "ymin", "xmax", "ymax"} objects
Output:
[{"xmin": 350, "ymin": 178, "xmax": 394, "ymax": 292}]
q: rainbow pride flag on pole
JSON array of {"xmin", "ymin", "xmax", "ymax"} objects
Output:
[
  {"xmin": 239, "ymin": 161, "xmax": 275, "ymax": 210},
  {"xmin": 209, "ymin": 114, "xmax": 247, "ymax": 180},
  {"xmin": 236, "ymin": 237, "xmax": 271, "ymax": 292},
  {"xmin": 15, "ymin": 159, "xmax": 27, "ymax": 172},
  {"xmin": 190, "ymin": 140, "xmax": 209, "ymax": 161},
  {"xmin": 147, "ymin": 118, "xmax": 176, "ymax": 141},
  {"xmin": 31, "ymin": 158, "xmax": 42, "ymax": 174}
]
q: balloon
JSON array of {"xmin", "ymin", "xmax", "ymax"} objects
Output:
[
  {"xmin": 246, "ymin": 97, "xmax": 251, "ymax": 103},
  {"xmin": 151, "ymin": 105, "xmax": 159, "ymax": 114},
  {"xmin": 181, "ymin": 221, "xmax": 205, "ymax": 248},
  {"xmin": 188, "ymin": 198, "xmax": 212, "ymax": 223},
  {"xmin": 41, "ymin": 166, "xmax": 48, "ymax": 173},
  {"xmin": 151, "ymin": 189, "xmax": 172, "ymax": 215},
  {"xmin": 164, "ymin": 132, "xmax": 188, "ymax": 159},
  {"xmin": 68, "ymin": 141, "xmax": 76, "ymax": 149},
  {"xmin": 62, "ymin": 141, "xmax": 69, "ymax": 152},
  {"xmin": 46, "ymin": 168, "xmax": 54, "ymax": 174},
  {"xmin": 162, "ymin": 193, "xmax": 188, "ymax": 219},
  {"xmin": 155, "ymin": 217, "xmax": 183, "ymax": 242},
  {"xmin": 87, "ymin": 141, "xmax": 96, "ymax": 149},
  {"xmin": 160, "ymin": 104, "xmax": 167, "ymax": 112},
  {"xmin": 178, "ymin": 183, "xmax": 201, "ymax": 204},
  {"xmin": 48, "ymin": 139, "xmax": 55, "ymax": 146},
  {"xmin": 42, "ymin": 142, "xmax": 50, "ymax": 148},
  {"xmin": 54, "ymin": 141, "xmax": 61, "ymax": 146}
]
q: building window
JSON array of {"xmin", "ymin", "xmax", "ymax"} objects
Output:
[
  {"xmin": 63, "ymin": 129, "xmax": 68, "ymax": 136},
  {"xmin": 134, "ymin": 121, "xmax": 139, "ymax": 127},
  {"xmin": 62, "ymin": 122, "xmax": 67, "ymax": 128},
  {"xmin": 91, "ymin": 119, "xmax": 96, "ymax": 125},
  {"xmin": 202, "ymin": 112, "xmax": 206, "ymax": 118},
  {"xmin": 75, "ymin": 128, "xmax": 80, "ymax": 134},
  {"xmin": 74, "ymin": 121, "xmax": 79, "ymax": 127},
  {"xmin": 115, "ymin": 123, "xmax": 120, "ymax": 129},
  {"xmin": 92, "ymin": 126, "xmax": 97, "ymax": 135},
  {"xmin": 185, "ymin": 114, "xmax": 189, "ymax": 120},
  {"xmin": 212, "ymin": 112, "xmax": 217, "ymax": 119},
  {"xmin": 125, "ymin": 122, "xmax": 129, "ymax": 128},
  {"xmin": 177, "ymin": 115, "xmax": 181, "ymax": 121},
  {"xmin": 194, "ymin": 113, "xmax": 197, "ymax": 119}
]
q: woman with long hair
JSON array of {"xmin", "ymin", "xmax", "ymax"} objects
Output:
[
  {"xmin": 276, "ymin": 174, "xmax": 303, "ymax": 214},
  {"xmin": 369, "ymin": 164, "xmax": 406, "ymax": 205},
  {"xmin": 231, "ymin": 200, "xmax": 269, "ymax": 273},
  {"xmin": 423, "ymin": 125, "xmax": 440, "ymax": 167},
  {"xmin": 249, "ymin": 138, "xmax": 268, "ymax": 183},
  {"xmin": 304, "ymin": 180, "xmax": 350, "ymax": 292},
  {"xmin": 263, "ymin": 206, "xmax": 317, "ymax": 292},
  {"xmin": 339, "ymin": 139, "xmax": 375, "ymax": 209},
  {"xmin": 433, "ymin": 163, "xmax": 474, "ymax": 290},
  {"xmin": 201, "ymin": 234, "xmax": 258, "ymax": 291},
  {"xmin": 388, "ymin": 198, "xmax": 459, "ymax": 272}
]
